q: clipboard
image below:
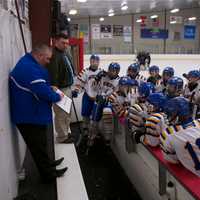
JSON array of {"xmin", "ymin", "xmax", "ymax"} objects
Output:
[{"xmin": 56, "ymin": 89, "xmax": 72, "ymax": 114}]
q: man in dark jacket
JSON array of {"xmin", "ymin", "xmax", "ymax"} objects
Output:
[
  {"xmin": 47, "ymin": 33, "xmax": 74, "ymax": 143},
  {"xmin": 10, "ymin": 44, "xmax": 67, "ymax": 182}
]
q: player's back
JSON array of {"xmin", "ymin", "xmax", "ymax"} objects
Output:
[{"xmin": 173, "ymin": 126, "xmax": 200, "ymax": 177}]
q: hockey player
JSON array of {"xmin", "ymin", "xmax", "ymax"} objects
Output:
[
  {"xmin": 137, "ymin": 82, "xmax": 155, "ymax": 104},
  {"xmin": 109, "ymin": 76, "xmax": 138, "ymax": 119},
  {"xmin": 144, "ymin": 93, "xmax": 168, "ymax": 147},
  {"xmin": 91, "ymin": 62, "xmax": 121, "ymax": 116},
  {"xmin": 71, "ymin": 54, "xmax": 101, "ymax": 135},
  {"xmin": 183, "ymin": 70, "xmax": 200, "ymax": 118},
  {"xmin": 87, "ymin": 62, "xmax": 120, "ymax": 146},
  {"xmin": 98, "ymin": 62, "xmax": 120, "ymax": 97},
  {"xmin": 136, "ymin": 51, "xmax": 151, "ymax": 71},
  {"xmin": 127, "ymin": 63, "xmax": 146, "ymax": 85},
  {"xmin": 161, "ymin": 97, "xmax": 200, "ymax": 177},
  {"xmin": 147, "ymin": 65, "xmax": 161, "ymax": 90},
  {"xmin": 165, "ymin": 76, "xmax": 184, "ymax": 99},
  {"xmin": 157, "ymin": 67, "xmax": 174, "ymax": 93},
  {"xmin": 127, "ymin": 82, "xmax": 155, "ymax": 143}
]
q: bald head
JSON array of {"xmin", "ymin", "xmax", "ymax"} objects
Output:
[{"xmin": 32, "ymin": 44, "xmax": 52, "ymax": 66}]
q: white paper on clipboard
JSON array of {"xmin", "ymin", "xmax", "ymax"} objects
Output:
[{"xmin": 56, "ymin": 89, "xmax": 72, "ymax": 114}]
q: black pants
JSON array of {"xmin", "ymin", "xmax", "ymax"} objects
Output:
[{"xmin": 17, "ymin": 123, "xmax": 54, "ymax": 177}]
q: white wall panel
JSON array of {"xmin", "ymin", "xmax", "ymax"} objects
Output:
[{"xmin": 0, "ymin": 8, "xmax": 31, "ymax": 200}]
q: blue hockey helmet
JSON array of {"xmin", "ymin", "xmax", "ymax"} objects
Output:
[
  {"xmin": 167, "ymin": 76, "xmax": 184, "ymax": 90},
  {"xmin": 108, "ymin": 62, "xmax": 121, "ymax": 72},
  {"xmin": 166, "ymin": 76, "xmax": 183, "ymax": 98},
  {"xmin": 128, "ymin": 63, "xmax": 140, "ymax": 73},
  {"xmin": 187, "ymin": 70, "xmax": 200, "ymax": 79},
  {"xmin": 147, "ymin": 92, "xmax": 167, "ymax": 112},
  {"xmin": 119, "ymin": 76, "xmax": 138, "ymax": 87},
  {"xmin": 162, "ymin": 67, "xmax": 174, "ymax": 77},
  {"xmin": 164, "ymin": 97, "xmax": 191, "ymax": 122},
  {"xmin": 138, "ymin": 82, "xmax": 155, "ymax": 98},
  {"xmin": 90, "ymin": 54, "xmax": 100, "ymax": 61},
  {"xmin": 149, "ymin": 65, "xmax": 159, "ymax": 73}
]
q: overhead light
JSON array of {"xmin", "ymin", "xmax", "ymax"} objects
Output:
[
  {"xmin": 108, "ymin": 12, "xmax": 114, "ymax": 17},
  {"xmin": 170, "ymin": 8, "xmax": 179, "ymax": 13},
  {"xmin": 188, "ymin": 17, "xmax": 196, "ymax": 21},
  {"xmin": 121, "ymin": 5, "xmax": 128, "ymax": 10},
  {"xmin": 69, "ymin": 9, "xmax": 77, "ymax": 15},
  {"xmin": 170, "ymin": 21, "xmax": 177, "ymax": 24},
  {"xmin": 121, "ymin": 2, "xmax": 128, "ymax": 10},
  {"xmin": 136, "ymin": 19, "xmax": 142, "ymax": 23},
  {"xmin": 67, "ymin": 18, "xmax": 71, "ymax": 22},
  {"xmin": 150, "ymin": 15, "xmax": 158, "ymax": 19},
  {"xmin": 77, "ymin": 0, "xmax": 87, "ymax": 2},
  {"xmin": 108, "ymin": 8, "xmax": 114, "ymax": 16},
  {"xmin": 108, "ymin": 9, "xmax": 114, "ymax": 13},
  {"xmin": 99, "ymin": 17, "xmax": 104, "ymax": 22}
]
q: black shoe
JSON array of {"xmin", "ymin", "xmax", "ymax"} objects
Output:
[
  {"xmin": 60, "ymin": 137, "xmax": 74, "ymax": 144},
  {"xmin": 55, "ymin": 167, "xmax": 68, "ymax": 177},
  {"xmin": 51, "ymin": 157, "xmax": 64, "ymax": 167}
]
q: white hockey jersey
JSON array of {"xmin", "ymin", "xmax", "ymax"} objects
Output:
[
  {"xmin": 73, "ymin": 67, "xmax": 102, "ymax": 98},
  {"xmin": 98, "ymin": 75, "xmax": 119, "ymax": 97},
  {"xmin": 162, "ymin": 120, "xmax": 200, "ymax": 177},
  {"xmin": 135, "ymin": 74, "xmax": 147, "ymax": 86}
]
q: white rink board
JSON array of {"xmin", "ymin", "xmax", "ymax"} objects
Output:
[{"xmin": 55, "ymin": 144, "xmax": 88, "ymax": 200}]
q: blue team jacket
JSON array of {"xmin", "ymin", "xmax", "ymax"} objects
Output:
[{"xmin": 9, "ymin": 53, "xmax": 61, "ymax": 125}]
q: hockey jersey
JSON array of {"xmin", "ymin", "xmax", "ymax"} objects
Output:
[
  {"xmin": 147, "ymin": 75, "xmax": 162, "ymax": 92},
  {"xmin": 162, "ymin": 119, "xmax": 200, "ymax": 177},
  {"xmin": 160, "ymin": 119, "xmax": 200, "ymax": 167},
  {"xmin": 98, "ymin": 75, "xmax": 119, "ymax": 97},
  {"xmin": 73, "ymin": 67, "xmax": 102, "ymax": 98},
  {"xmin": 135, "ymin": 74, "xmax": 147, "ymax": 86}
]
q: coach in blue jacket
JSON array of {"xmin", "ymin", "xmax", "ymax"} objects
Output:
[{"xmin": 9, "ymin": 44, "xmax": 67, "ymax": 182}]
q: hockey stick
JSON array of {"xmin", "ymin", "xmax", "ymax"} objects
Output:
[
  {"xmin": 71, "ymin": 97, "xmax": 83, "ymax": 147},
  {"xmin": 85, "ymin": 101, "xmax": 102, "ymax": 155}
]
